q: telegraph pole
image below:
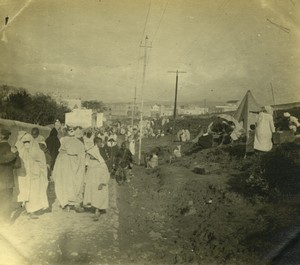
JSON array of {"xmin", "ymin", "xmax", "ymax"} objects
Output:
[
  {"xmin": 138, "ymin": 35, "xmax": 152, "ymax": 165},
  {"xmin": 131, "ymin": 86, "xmax": 137, "ymax": 127},
  {"xmin": 270, "ymin": 82, "xmax": 277, "ymax": 119},
  {"xmin": 168, "ymin": 70, "xmax": 186, "ymax": 134}
]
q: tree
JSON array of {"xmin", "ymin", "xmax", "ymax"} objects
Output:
[
  {"xmin": 82, "ymin": 100, "xmax": 107, "ymax": 112},
  {"xmin": 3, "ymin": 89, "xmax": 32, "ymax": 122},
  {"xmin": 0, "ymin": 86, "xmax": 70, "ymax": 125},
  {"xmin": 30, "ymin": 93, "xmax": 70, "ymax": 125}
]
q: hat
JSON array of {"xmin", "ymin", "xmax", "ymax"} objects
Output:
[
  {"xmin": 283, "ymin": 112, "xmax": 291, "ymax": 118},
  {"xmin": 0, "ymin": 128, "xmax": 11, "ymax": 137},
  {"xmin": 263, "ymin": 105, "xmax": 273, "ymax": 115}
]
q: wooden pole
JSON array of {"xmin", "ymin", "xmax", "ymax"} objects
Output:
[
  {"xmin": 138, "ymin": 36, "xmax": 152, "ymax": 165},
  {"xmin": 168, "ymin": 70, "xmax": 187, "ymax": 134}
]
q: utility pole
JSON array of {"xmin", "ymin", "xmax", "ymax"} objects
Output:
[
  {"xmin": 270, "ymin": 82, "xmax": 277, "ymax": 119},
  {"xmin": 131, "ymin": 86, "xmax": 137, "ymax": 127},
  {"xmin": 138, "ymin": 36, "xmax": 152, "ymax": 165},
  {"xmin": 168, "ymin": 70, "xmax": 186, "ymax": 134}
]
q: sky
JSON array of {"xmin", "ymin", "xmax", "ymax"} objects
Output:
[{"xmin": 0, "ymin": 0, "xmax": 299, "ymax": 105}]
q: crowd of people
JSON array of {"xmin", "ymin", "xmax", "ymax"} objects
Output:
[
  {"xmin": 190, "ymin": 106, "xmax": 300, "ymax": 157},
  {"xmin": 1, "ymin": 107, "xmax": 299, "ymax": 223},
  {"xmin": 0, "ymin": 120, "xmax": 137, "ymax": 223}
]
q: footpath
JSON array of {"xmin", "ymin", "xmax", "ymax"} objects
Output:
[{"xmin": 0, "ymin": 179, "xmax": 120, "ymax": 265}]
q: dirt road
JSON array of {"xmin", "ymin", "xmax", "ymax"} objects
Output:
[
  {"xmin": 1, "ymin": 135, "xmax": 299, "ymax": 265},
  {"xmin": 0, "ymin": 180, "xmax": 120, "ymax": 265}
]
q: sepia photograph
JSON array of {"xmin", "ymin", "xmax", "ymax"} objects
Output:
[{"xmin": 0, "ymin": 0, "xmax": 299, "ymax": 264}]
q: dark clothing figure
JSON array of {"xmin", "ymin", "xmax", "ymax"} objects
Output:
[
  {"xmin": 100, "ymin": 145, "xmax": 110, "ymax": 165},
  {"xmin": 116, "ymin": 147, "xmax": 133, "ymax": 169},
  {"xmin": 0, "ymin": 140, "xmax": 17, "ymax": 222},
  {"xmin": 103, "ymin": 143, "xmax": 119, "ymax": 173},
  {"xmin": 245, "ymin": 125, "xmax": 256, "ymax": 156},
  {"xmin": 115, "ymin": 145, "xmax": 133, "ymax": 184},
  {"xmin": 211, "ymin": 120, "xmax": 234, "ymax": 145},
  {"xmin": 46, "ymin": 128, "xmax": 61, "ymax": 170}
]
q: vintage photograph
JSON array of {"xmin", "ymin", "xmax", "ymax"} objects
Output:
[{"xmin": 0, "ymin": 0, "xmax": 299, "ymax": 264}]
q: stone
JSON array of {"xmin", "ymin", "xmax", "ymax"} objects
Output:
[{"xmin": 192, "ymin": 166, "xmax": 206, "ymax": 175}]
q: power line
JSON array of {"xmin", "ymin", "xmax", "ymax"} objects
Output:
[
  {"xmin": 178, "ymin": 0, "xmax": 239, "ymax": 62},
  {"xmin": 217, "ymin": 0, "xmax": 232, "ymax": 10},
  {"xmin": 0, "ymin": 0, "xmax": 32, "ymax": 33},
  {"xmin": 152, "ymin": 0, "xmax": 170, "ymax": 43},
  {"xmin": 178, "ymin": 0, "xmax": 234, "ymax": 61},
  {"xmin": 140, "ymin": 0, "xmax": 152, "ymax": 42},
  {"xmin": 267, "ymin": 18, "xmax": 290, "ymax": 34}
]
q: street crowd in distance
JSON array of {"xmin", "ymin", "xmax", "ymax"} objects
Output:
[
  {"xmin": 0, "ymin": 106, "xmax": 300, "ymax": 225},
  {"xmin": 0, "ymin": 116, "xmax": 187, "ymax": 223}
]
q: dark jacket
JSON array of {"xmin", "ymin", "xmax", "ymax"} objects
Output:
[
  {"xmin": 0, "ymin": 141, "xmax": 17, "ymax": 190},
  {"xmin": 45, "ymin": 128, "xmax": 61, "ymax": 169}
]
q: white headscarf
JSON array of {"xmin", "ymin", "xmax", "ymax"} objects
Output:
[{"xmin": 263, "ymin": 105, "xmax": 273, "ymax": 116}]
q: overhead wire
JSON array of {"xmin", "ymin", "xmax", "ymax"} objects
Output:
[
  {"xmin": 0, "ymin": 0, "xmax": 32, "ymax": 33},
  {"xmin": 179, "ymin": 0, "xmax": 233, "ymax": 61},
  {"xmin": 152, "ymin": 0, "xmax": 170, "ymax": 43},
  {"xmin": 177, "ymin": 0, "xmax": 236, "ymax": 63},
  {"xmin": 140, "ymin": 0, "xmax": 152, "ymax": 42},
  {"xmin": 133, "ymin": 0, "xmax": 153, "ymax": 104}
]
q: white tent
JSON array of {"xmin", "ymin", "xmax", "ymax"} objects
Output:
[{"xmin": 234, "ymin": 90, "xmax": 262, "ymax": 134}]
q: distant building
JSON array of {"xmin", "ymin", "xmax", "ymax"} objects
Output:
[
  {"xmin": 149, "ymin": 103, "xmax": 208, "ymax": 117},
  {"xmin": 160, "ymin": 105, "xmax": 173, "ymax": 116},
  {"xmin": 215, "ymin": 100, "xmax": 239, "ymax": 113},
  {"xmin": 65, "ymin": 108, "xmax": 104, "ymax": 128},
  {"xmin": 106, "ymin": 103, "xmax": 141, "ymax": 118},
  {"xmin": 272, "ymin": 102, "xmax": 300, "ymax": 110},
  {"xmin": 180, "ymin": 106, "xmax": 209, "ymax": 115}
]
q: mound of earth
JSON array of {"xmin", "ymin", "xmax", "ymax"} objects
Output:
[{"xmin": 117, "ymin": 136, "xmax": 300, "ymax": 265}]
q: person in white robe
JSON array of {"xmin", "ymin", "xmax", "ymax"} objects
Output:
[
  {"xmin": 128, "ymin": 137, "xmax": 136, "ymax": 156},
  {"xmin": 52, "ymin": 127, "xmax": 86, "ymax": 212},
  {"xmin": 15, "ymin": 131, "xmax": 49, "ymax": 218},
  {"xmin": 184, "ymin": 129, "xmax": 191, "ymax": 141},
  {"xmin": 254, "ymin": 106, "xmax": 275, "ymax": 152},
  {"xmin": 83, "ymin": 137, "xmax": 110, "ymax": 221}
]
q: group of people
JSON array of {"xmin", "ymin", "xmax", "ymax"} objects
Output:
[
  {"xmin": 177, "ymin": 128, "xmax": 191, "ymax": 142},
  {"xmin": 0, "ymin": 128, "xmax": 49, "ymax": 222},
  {"xmin": 0, "ymin": 120, "xmax": 135, "ymax": 223},
  {"xmin": 246, "ymin": 107, "xmax": 300, "ymax": 156},
  {"xmin": 189, "ymin": 105, "xmax": 300, "ymax": 156}
]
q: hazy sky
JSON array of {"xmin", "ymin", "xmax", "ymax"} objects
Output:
[{"xmin": 0, "ymin": 0, "xmax": 299, "ymax": 104}]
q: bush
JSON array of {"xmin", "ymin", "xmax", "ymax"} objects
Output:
[{"xmin": 228, "ymin": 143, "xmax": 300, "ymax": 200}]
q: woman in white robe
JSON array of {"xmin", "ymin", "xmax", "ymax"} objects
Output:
[
  {"xmin": 83, "ymin": 138, "xmax": 110, "ymax": 221},
  {"xmin": 52, "ymin": 128, "xmax": 86, "ymax": 211},
  {"xmin": 254, "ymin": 106, "xmax": 275, "ymax": 152},
  {"xmin": 15, "ymin": 132, "xmax": 49, "ymax": 218}
]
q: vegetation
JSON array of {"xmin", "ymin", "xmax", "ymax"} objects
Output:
[
  {"xmin": 82, "ymin": 100, "xmax": 107, "ymax": 112},
  {"xmin": 0, "ymin": 85, "xmax": 70, "ymax": 125}
]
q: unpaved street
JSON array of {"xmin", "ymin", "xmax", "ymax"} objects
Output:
[{"xmin": 0, "ymin": 180, "xmax": 120, "ymax": 265}]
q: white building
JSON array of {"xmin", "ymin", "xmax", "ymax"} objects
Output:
[
  {"xmin": 215, "ymin": 100, "xmax": 239, "ymax": 113},
  {"xmin": 65, "ymin": 109, "xmax": 104, "ymax": 128}
]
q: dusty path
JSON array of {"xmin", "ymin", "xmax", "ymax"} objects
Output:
[{"xmin": 0, "ymin": 179, "xmax": 120, "ymax": 265}]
